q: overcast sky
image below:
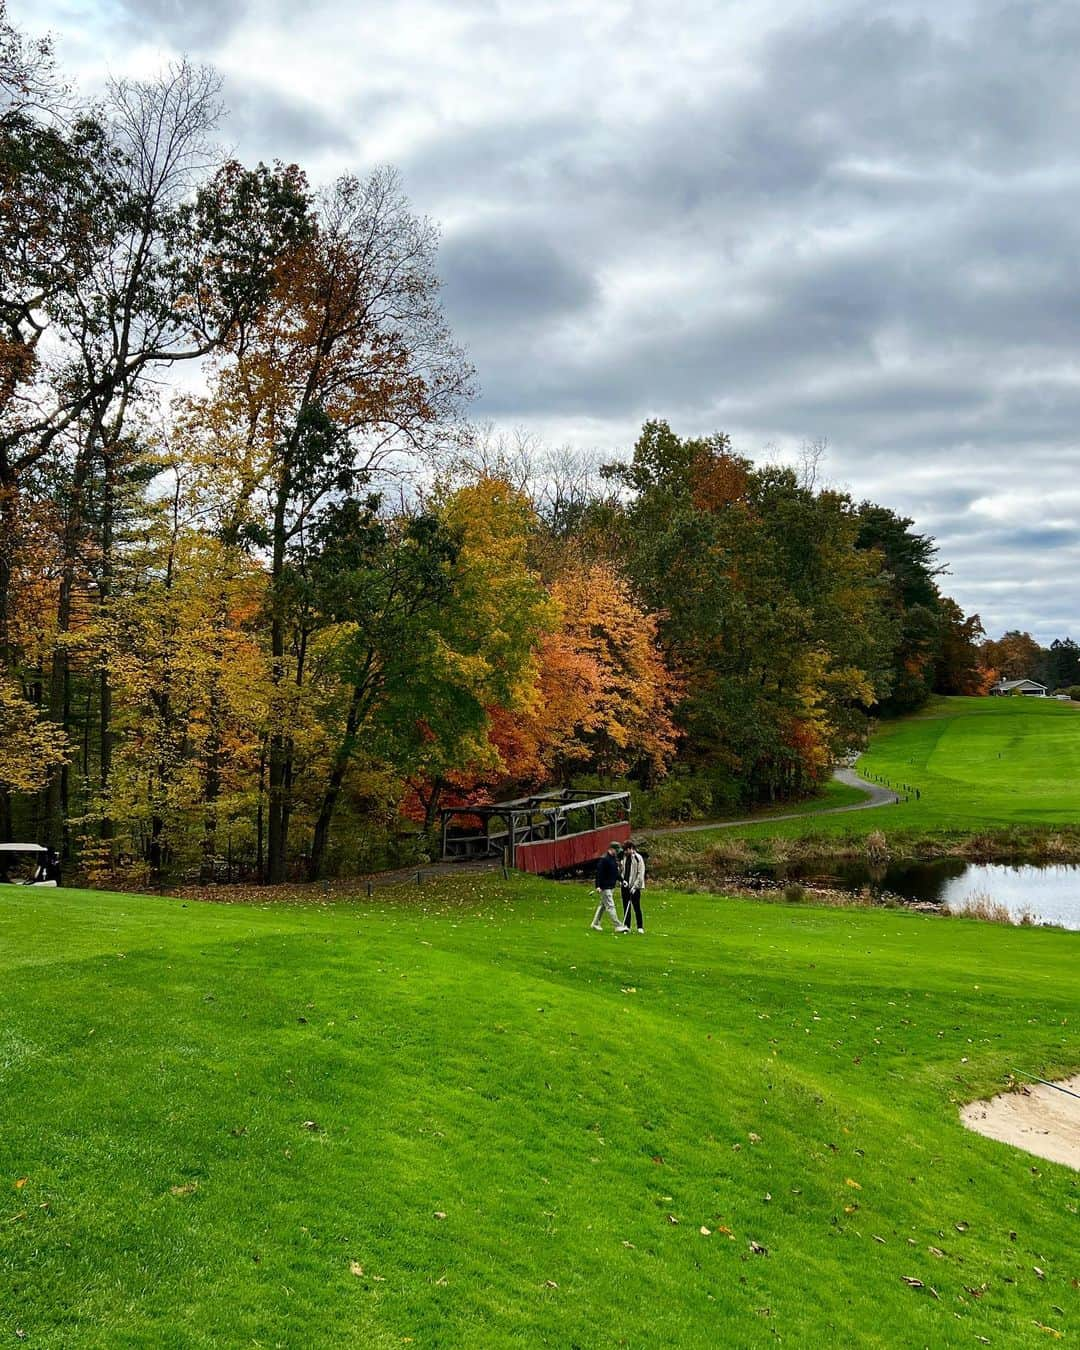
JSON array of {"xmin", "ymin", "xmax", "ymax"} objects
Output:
[{"xmin": 19, "ymin": 0, "xmax": 1080, "ymax": 642}]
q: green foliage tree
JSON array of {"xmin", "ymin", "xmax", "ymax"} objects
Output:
[{"xmin": 608, "ymin": 421, "xmax": 893, "ymax": 805}]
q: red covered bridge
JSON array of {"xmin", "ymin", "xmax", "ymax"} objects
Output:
[{"xmin": 439, "ymin": 789, "xmax": 632, "ymax": 874}]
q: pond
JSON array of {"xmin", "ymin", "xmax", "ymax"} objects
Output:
[{"xmin": 738, "ymin": 859, "xmax": 1080, "ymax": 931}]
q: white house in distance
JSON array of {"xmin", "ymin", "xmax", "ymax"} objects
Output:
[{"xmin": 990, "ymin": 678, "xmax": 1048, "ymax": 697}]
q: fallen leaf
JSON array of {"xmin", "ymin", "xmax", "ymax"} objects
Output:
[
  {"xmin": 350, "ymin": 1261, "xmax": 364, "ymax": 1277},
  {"xmin": 749, "ymin": 1240, "xmax": 768, "ymax": 1255},
  {"xmin": 844, "ymin": 1203, "xmax": 858, "ymax": 1214},
  {"xmin": 699, "ymin": 1226, "xmax": 711, "ymax": 1236},
  {"xmin": 900, "ymin": 1276, "xmax": 924, "ymax": 1289},
  {"xmin": 955, "ymin": 1222, "xmax": 969, "ymax": 1233},
  {"xmin": 748, "ymin": 1132, "xmax": 762, "ymax": 1144},
  {"xmin": 544, "ymin": 1279, "xmax": 558, "ymax": 1289},
  {"xmin": 433, "ymin": 1211, "xmax": 447, "ymax": 1220},
  {"xmin": 929, "ymin": 1246, "xmax": 946, "ymax": 1259},
  {"xmin": 845, "ymin": 1178, "xmax": 862, "ymax": 1190},
  {"xmin": 14, "ymin": 1178, "xmax": 27, "ymax": 1190},
  {"xmin": 717, "ymin": 1225, "xmax": 734, "ymax": 1237},
  {"xmin": 667, "ymin": 1214, "xmax": 679, "ymax": 1225},
  {"xmin": 169, "ymin": 1182, "xmax": 198, "ymax": 1197},
  {"xmin": 622, "ymin": 1240, "xmax": 635, "ymax": 1248},
  {"xmin": 1033, "ymin": 1323, "xmax": 1062, "ymax": 1339},
  {"xmin": 302, "ymin": 1120, "xmax": 320, "ymax": 1131},
  {"xmin": 1034, "ymin": 1266, "xmax": 1046, "ymax": 1279},
  {"xmin": 873, "ymin": 1236, "xmax": 886, "ymax": 1244},
  {"xmin": 762, "ymin": 1193, "xmax": 772, "ymax": 1203}
]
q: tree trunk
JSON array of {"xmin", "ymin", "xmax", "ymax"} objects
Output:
[
  {"xmin": 307, "ymin": 683, "xmax": 365, "ymax": 882},
  {"xmin": 0, "ymin": 458, "xmax": 23, "ymax": 843},
  {"xmin": 423, "ymin": 779, "xmax": 444, "ymax": 833},
  {"xmin": 45, "ymin": 448, "xmax": 91, "ymax": 855},
  {"xmin": 256, "ymin": 738, "xmax": 266, "ymax": 881},
  {"xmin": 198, "ymin": 629, "xmax": 225, "ymax": 883},
  {"xmin": 0, "ymin": 454, "xmax": 18, "ymax": 670},
  {"xmin": 98, "ymin": 448, "xmax": 116, "ymax": 849},
  {"xmin": 266, "ymin": 467, "xmax": 292, "ymax": 883}
]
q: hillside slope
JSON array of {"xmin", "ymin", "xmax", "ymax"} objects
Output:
[{"xmin": 1, "ymin": 877, "xmax": 1076, "ymax": 1347}]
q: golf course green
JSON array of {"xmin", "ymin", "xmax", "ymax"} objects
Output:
[
  {"xmin": 652, "ymin": 695, "xmax": 1080, "ymax": 859},
  {"xmin": 1, "ymin": 876, "xmax": 1076, "ymax": 1347}
]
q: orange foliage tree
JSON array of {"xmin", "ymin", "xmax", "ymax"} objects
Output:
[{"xmin": 406, "ymin": 558, "xmax": 679, "ymax": 828}]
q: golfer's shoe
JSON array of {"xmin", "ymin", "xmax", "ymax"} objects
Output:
[
  {"xmin": 590, "ymin": 922, "xmax": 603, "ymax": 931},
  {"xmin": 615, "ymin": 925, "xmax": 630, "ymax": 933}
]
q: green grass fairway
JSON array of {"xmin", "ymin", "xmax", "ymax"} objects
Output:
[
  {"xmin": 861, "ymin": 696, "xmax": 1080, "ymax": 828},
  {"xmin": 656, "ymin": 696, "xmax": 1080, "ymax": 856},
  {"xmin": 2, "ymin": 879, "xmax": 1077, "ymax": 1347}
]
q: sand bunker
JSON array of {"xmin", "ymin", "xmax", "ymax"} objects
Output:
[{"xmin": 961, "ymin": 1076, "xmax": 1080, "ymax": 1171}]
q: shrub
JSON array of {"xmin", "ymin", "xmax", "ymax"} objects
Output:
[{"xmin": 865, "ymin": 830, "xmax": 888, "ymax": 862}]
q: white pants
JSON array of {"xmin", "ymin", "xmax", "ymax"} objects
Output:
[{"xmin": 592, "ymin": 889, "xmax": 622, "ymax": 928}]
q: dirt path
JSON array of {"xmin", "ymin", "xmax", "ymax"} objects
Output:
[
  {"xmin": 640, "ymin": 767, "xmax": 898, "ymax": 839},
  {"xmin": 961, "ymin": 1076, "xmax": 1080, "ymax": 1171}
]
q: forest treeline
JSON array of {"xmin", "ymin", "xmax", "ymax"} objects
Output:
[{"xmin": 0, "ymin": 8, "xmax": 1007, "ymax": 882}]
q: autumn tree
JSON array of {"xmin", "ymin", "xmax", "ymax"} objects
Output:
[
  {"xmin": 401, "ymin": 477, "xmax": 559, "ymax": 829},
  {"xmin": 979, "ymin": 630, "xmax": 1046, "ymax": 684},
  {"xmin": 199, "ymin": 167, "xmax": 472, "ymax": 880},
  {"xmin": 545, "ymin": 560, "xmax": 677, "ymax": 780},
  {"xmin": 934, "ymin": 598, "xmax": 989, "ymax": 695}
]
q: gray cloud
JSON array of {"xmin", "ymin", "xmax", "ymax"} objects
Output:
[
  {"xmin": 222, "ymin": 78, "xmax": 354, "ymax": 159},
  {"xmin": 116, "ymin": 0, "xmax": 253, "ymax": 50},
  {"xmin": 25, "ymin": 0, "xmax": 1080, "ymax": 640},
  {"xmin": 439, "ymin": 223, "xmax": 596, "ymax": 326}
]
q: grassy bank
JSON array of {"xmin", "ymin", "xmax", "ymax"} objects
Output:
[
  {"xmin": 649, "ymin": 696, "xmax": 1080, "ymax": 871},
  {"xmin": 1, "ymin": 876, "xmax": 1077, "ymax": 1347}
]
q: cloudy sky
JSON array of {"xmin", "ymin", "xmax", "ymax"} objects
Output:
[{"xmin": 18, "ymin": 0, "xmax": 1080, "ymax": 642}]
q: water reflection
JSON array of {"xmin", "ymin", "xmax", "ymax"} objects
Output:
[{"xmin": 742, "ymin": 859, "xmax": 1080, "ymax": 930}]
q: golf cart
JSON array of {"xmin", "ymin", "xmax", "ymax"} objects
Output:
[{"xmin": 0, "ymin": 843, "xmax": 60, "ymax": 887}]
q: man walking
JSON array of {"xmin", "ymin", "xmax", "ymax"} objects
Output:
[
  {"xmin": 621, "ymin": 841, "xmax": 646, "ymax": 933},
  {"xmin": 591, "ymin": 843, "xmax": 629, "ymax": 932}
]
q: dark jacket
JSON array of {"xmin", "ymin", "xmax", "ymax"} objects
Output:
[{"xmin": 595, "ymin": 852, "xmax": 620, "ymax": 889}]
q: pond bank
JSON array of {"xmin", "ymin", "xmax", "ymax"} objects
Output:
[
  {"xmin": 654, "ymin": 859, "xmax": 1080, "ymax": 930},
  {"xmin": 653, "ymin": 824, "xmax": 1080, "ymax": 865}
]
